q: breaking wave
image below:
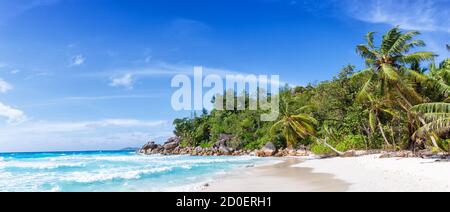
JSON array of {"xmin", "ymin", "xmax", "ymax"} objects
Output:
[{"xmin": 0, "ymin": 151, "xmax": 265, "ymax": 192}]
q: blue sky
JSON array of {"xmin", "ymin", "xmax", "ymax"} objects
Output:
[{"xmin": 0, "ymin": 0, "xmax": 448, "ymax": 152}]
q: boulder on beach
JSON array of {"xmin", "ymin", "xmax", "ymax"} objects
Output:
[{"xmin": 259, "ymin": 142, "xmax": 277, "ymax": 157}]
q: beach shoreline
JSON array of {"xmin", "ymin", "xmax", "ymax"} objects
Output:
[{"xmin": 202, "ymin": 155, "xmax": 450, "ymax": 192}]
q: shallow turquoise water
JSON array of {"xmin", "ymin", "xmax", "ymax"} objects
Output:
[{"xmin": 0, "ymin": 151, "xmax": 265, "ymax": 192}]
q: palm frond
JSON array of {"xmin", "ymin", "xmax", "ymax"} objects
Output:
[
  {"xmin": 380, "ymin": 108, "xmax": 398, "ymax": 117},
  {"xmin": 412, "ymin": 103, "xmax": 450, "ymax": 114},
  {"xmin": 380, "ymin": 64, "xmax": 399, "ymax": 81},
  {"xmin": 292, "ymin": 114, "xmax": 318, "ymax": 126},
  {"xmin": 356, "ymin": 44, "xmax": 378, "ymax": 61},
  {"xmin": 429, "ymin": 78, "xmax": 450, "ymax": 96},
  {"xmin": 357, "ymin": 73, "xmax": 376, "ymax": 102},
  {"xmin": 403, "ymin": 68, "xmax": 429, "ymax": 83},
  {"xmin": 350, "ymin": 68, "xmax": 373, "ymax": 79},
  {"xmin": 423, "ymin": 113, "xmax": 450, "ymax": 122},
  {"xmin": 381, "ymin": 26, "xmax": 401, "ymax": 54},
  {"xmin": 399, "ymin": 40, "xmax": 425, "ymax": 53},
  {"xmin": 270, "ymin": 119, "xmax": 284, "ymax": 133},
  {"xmin": 296, "ymin": 105, "xmax": 315, "ymax": 113},
  {"xmin": 388, "ymin": 30, "xmax": 420, "ymax": 55},
  {"xmin": 414, "ymin": 118, "xmax": 450, "ymax": 138},
  {"xmin": 395, "ymin": 78, "xmax": 424, "ymax": 104},
  {"xmin": 399, "ymin": 51, "xmax": 436, "ymax": 64},
  {"xmin": 365, "ymin": 31, "xmax": 376, "ymax": 48}
]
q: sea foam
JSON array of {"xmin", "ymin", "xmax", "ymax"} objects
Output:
[
  {"xmin": 0, "ymin": 151, "xmax": 264, "ymax": 191},
  {"xmin": 63, "ymin": 167, "xmax": 173, "ymax": 183}
]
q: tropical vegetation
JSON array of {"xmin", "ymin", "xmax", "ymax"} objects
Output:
[{"xmin": 173, "ymin": 27, "xmax": 450, "ymax": 154}]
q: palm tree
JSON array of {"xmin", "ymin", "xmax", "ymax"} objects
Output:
[
  {"xmin": 355, "ymin": 27, "xmax": 436, "ymax": 149},
  {"xmin": 412, "ymin": 103, "xmax": 450, "ymax": 151},
  {"xmin": 428, "ymin": 59, "xmax": 450, "ymax": 100},
  {"xmin": 355, "ymin": 27, "xmax": 436, "ymax": 106},
  {"xmin": 271, "ymin": 99, "xmax": 317, "ymax": 148}
]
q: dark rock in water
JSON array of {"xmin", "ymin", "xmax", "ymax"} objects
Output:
[
  {"xmin": 163, "ymin": 137, "xmax": 180, "ymax": 150},
  {"xmin": 214, "ymin": 134, "xmax": 233, "ymax": 148},
  {"xmin": 260, "ymin": 142, "xmax": 277, "ymax": 157}
]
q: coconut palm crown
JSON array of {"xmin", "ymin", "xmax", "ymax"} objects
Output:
[{"xmin": 355, "ymin": 27, "xmax": 436, "ymax": 106}]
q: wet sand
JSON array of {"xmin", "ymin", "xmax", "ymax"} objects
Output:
[{"xmin": 203, "ymin": 158, "xmax": 349, "ymax": 192}]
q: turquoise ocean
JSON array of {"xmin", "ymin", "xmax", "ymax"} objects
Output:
[{"xmin": 0, "ymin": 150, "xmax": 266, "ymax": 192}]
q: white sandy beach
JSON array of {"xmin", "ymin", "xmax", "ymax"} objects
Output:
[
  {"xmin": 295, "ymin": 155, "xmax": 450, "ymax": 192},
  {"xmin": 204, "ymin": 155, "xmax": 450, "ymax": 192}
]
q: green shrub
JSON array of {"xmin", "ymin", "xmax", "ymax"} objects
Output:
[
  {"xmin": 310, "ymin": 142, "xmax": 334, "ymax": 154},
  {"xmin": 336, "ymin": 134, "xmax": 367, "ymax": 151}
]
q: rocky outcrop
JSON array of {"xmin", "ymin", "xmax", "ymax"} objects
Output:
[
  {"xmin": 163, "ymin": 137, "xmax": 180, "ymax": 150},
  {"xmin": 274, "ymin": 148, "xmax": 311, "ymax": 157},
  {"xmin": 141, "ymin": 141, "xmax": 157, "ymax": 150},
  {"xmin": 139, "ymin": 138, "xmax": 317, "ymax": 157},
  {"xmin": 138, "ymin": 137, "xmax": 249, "ymax": 156},
  {"xmin": 138, "ymin": 141, "xmax": 162, "ymax": 154}
]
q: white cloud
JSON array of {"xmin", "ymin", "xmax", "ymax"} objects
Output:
[
  {"xmin": 64, "ymin": 94, "xmax": 160, "ymax": 101},
  {"xmin": 342, "ymin": 0, "xmax": 450, "ymax": 33},
  {"xmin": 110, "ymin": 74, "xmax": 134, "ymax": 89},
  {"xmin": 0, "ymin": 78, "xmax": 13, "ymax": 93},
  {"xmin": 127, "ymin": 63, "xmax": 289, "ymax": 87},
  {"xmin": 10, "ymin": 69, "xmax": 20, "ymax": 74},
  {"xmin": 0, "ymin": 119, "xmax": 173, "ymax": 152},
  {"xmin": 86, "ymin": 119, "xmax": 169, "ymax": 129},
  {"xmin": 1, "ymin": 119, "xmax": 169, "ymax": 134},
  {"xmin": 70, "ymin": 54, "xmax": 85, "ymax": 66},
  {"xmin": 0, "ymin": 102, "xmax": 26, "ymax": 124},
  {"xmin": 88, "ymin": 62, "xmax": 290, "ymax": 89}
]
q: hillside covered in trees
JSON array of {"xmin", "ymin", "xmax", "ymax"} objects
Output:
[{"xmin": 173, "ymin": 27, "xmax": 450, "ymax": 155}]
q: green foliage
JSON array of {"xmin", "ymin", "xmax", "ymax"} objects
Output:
[
  {"xmin": 335, "ymin": 135, "xmax": 367, "ymax": 151},
  {"xmin": 172, "ymin": 27, "xmax": 449, "ymax": 153},
  {"xmin": 310, "ymin": 142, "xmax": 334, "ymax": 155}
]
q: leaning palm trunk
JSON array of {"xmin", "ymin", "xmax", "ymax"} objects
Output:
[
  {"xmin": 429, "ymin": 135, "xmax": 441, "ymax": 150},
  {"xmin": 317, "ymin": 138, "xmax": 344, "ymax": 156},
  {"xmin": 377, "ymin": 118, "xmax": 391, "ymax": 148}
]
